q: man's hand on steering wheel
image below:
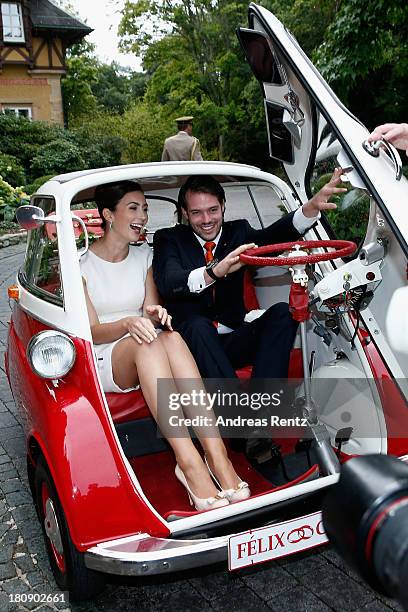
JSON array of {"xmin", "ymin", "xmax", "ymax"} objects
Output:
[
  {"xmin": 210, "ymin": 243, "xmax": 256, "ymax": 280},
  {"xmin": 302, "ymin": 167, "xmax": 347, "ymax": 218}
]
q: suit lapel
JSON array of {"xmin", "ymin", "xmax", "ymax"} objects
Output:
[
  {"xmin": 215, "ymin": 224, "xmax": 230, "ymax": 259},
  {"xmin": 182, "ymin": 227, "xmax": 207, "ymax": 267}
]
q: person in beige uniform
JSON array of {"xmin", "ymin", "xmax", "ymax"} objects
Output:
[{"xmin": 161, "ymin": 116, "xmax": 203, "ymax": 161}]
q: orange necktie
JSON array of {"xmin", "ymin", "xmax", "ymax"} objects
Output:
[
  {"xmin": 204, "ymin": 241, "xmax": 218, "ymax": 326},
  {"xmin": 204, "ymin": 241, "xmax": 216, "ymax": 263}
]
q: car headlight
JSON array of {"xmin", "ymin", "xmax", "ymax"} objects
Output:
[{"xmin": 27, "ymin": 331, "xmax": 76, "ymax": 379}]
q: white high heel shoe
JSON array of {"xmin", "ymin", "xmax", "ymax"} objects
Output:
[
  {"xmin": 205, "ymin": 457, "xmax": 251, "ymax": 503},
  {"xmin": 175, "ymin": 465, "xmax": 229, "ymax": 511}
]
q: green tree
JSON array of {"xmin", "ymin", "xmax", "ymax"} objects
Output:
[
  {"xmin": 117, "ymin": 0, "xmax": 343, "ymax": 165},
  {"xmin": 314, "ymin": 0, "xmax": 408, "ymax": 126},
  {"xmin": 265, "ymin": 0, "xmax": 339, "ymax": 56},
  {"xmin": 119, "ymin": 0, "xmax": 255, "ymax": 158},
  {"xmin": 61, "ymin": 40, "xmax": 99, "ymax": 124},
  {"xmin": 91, "ymin": 62, "xmax": 148, "ymax": 114}
]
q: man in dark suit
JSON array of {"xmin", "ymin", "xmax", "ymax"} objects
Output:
[{"xmin": 153, "ymin": 171, "xmax": 345, "ymax": 379}]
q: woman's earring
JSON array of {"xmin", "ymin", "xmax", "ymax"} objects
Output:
[{"xmin": 109, "ymin": 220, "xmax": 113, "ymax": 231}]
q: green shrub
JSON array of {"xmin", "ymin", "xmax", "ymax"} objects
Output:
[
  {"xmin": 0, "ymin": 177, "xmax": 29, "ymax": 221},
  {"xmin": 75, "ymin": 137, "xmax": 126, "ymax": 168},
  {"xmin": 30, "ymin": 139, "xmax": 86, "ymax": 177},
  {"xmin": 0, "ymin": 153, "xmax": 25, "ymax": 186},
  {"xmin": 0, "ymin": 114, "xmax": 68, "ymax": 169},
  {"xmin": 72, "ymin": 118, "xmax": 127, "ymax": 166},
  {"xmin": 0, "ymin": 176, "xmax": 14, "ymax": 201},
  {"xmin": 0, "ymin": 115, "xmax": 84, "ymax": 180},
  {"xmin": 325, "ymin": 190, "xmax": 370, "ymax": 245}
]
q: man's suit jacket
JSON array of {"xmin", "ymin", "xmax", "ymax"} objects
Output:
[
  {"xmin": 153, "ymin": 213, "xmax": 300, "ymax": 329},
  {"xmin": 161, "ymin": 131, "xmax": 203, "ymax": 161}
]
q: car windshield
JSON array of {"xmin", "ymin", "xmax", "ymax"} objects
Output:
[
  {"xmin": 19, "ymin": 196, "xmax": 63, "ymax": 306},
  {"xmin": 309, "ymin": 120, "xmax": 371, "ymax": 248}
]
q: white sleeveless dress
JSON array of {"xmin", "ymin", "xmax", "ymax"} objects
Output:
[{"xmin": 80, "ymin": 243, "xmax": 153, "ymax": 393}]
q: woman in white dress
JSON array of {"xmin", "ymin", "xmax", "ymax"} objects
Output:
[{"xmin": 80, "ymin": 181, "xmax": 250, "ymax": 511}]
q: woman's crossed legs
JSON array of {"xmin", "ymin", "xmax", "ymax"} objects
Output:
[{"xmin": 111, "ymin": 331, "xmax": 242, "ymax": 503}]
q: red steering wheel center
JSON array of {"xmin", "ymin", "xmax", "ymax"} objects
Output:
[{"xmin": 240, "ymin": 240, "xmax": 357, "ymax": 266}]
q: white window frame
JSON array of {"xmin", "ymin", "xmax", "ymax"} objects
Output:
[
  {"xmin": 2, "ymin": 105, "xmax": 32, "ymax": 119},
  {"xmin": 1, "ymin": 2, "xmax": 25, "ymax": 43}
]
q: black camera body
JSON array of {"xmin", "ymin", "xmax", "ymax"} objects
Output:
[{"xmin": 323, "ymin": 454, "xmax": 408, "ymax": 608}]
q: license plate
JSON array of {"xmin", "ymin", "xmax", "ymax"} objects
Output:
[{"xmin": 228, "ymin": 510, "xmax": 328, "ymax": 570}]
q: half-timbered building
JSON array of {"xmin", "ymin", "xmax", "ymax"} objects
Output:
[{"xmin": 0, "ymin": 0, "xmax": 92, "ymax": 124}]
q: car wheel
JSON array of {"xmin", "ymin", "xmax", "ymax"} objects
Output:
[{"xmin": 34, "ymin": 457, "xmax": 105, "ymax": 601}]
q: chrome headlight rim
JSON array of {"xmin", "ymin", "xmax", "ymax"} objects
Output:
[{"xmin": 27, "ymin": 330, "xmax": 76, "ymax": 379}]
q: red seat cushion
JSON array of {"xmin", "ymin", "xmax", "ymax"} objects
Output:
[
  {"xmin": 72, "ymin": 208, "xmax": 104, "ymax": 237},
  {"xmin": 105, "ymin": 390, "xmax": 150, "ymax": 423}
]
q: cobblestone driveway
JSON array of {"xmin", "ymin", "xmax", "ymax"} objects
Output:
[{"xmin": 0, "ymin": 244, "xmax": 402, "ymax": 612}]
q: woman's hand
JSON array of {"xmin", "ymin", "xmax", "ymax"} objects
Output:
[
  {"xmin": 145, "ymin": 305, "xmax": 173, "ymax": 331},
  {"xmin": 123, "ymin": 316, "xmax": 159, "ymax": 344}
]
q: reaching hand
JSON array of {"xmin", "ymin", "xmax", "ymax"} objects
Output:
[
  {"xmin": 367, "ymin": 123, "xmax": 408, "ymax": 156},
  {"xmin": 302, "ymin": 167, "xmax": 347, "ymax": 218},
  {"xmin": 213, "ymin": 243, "xmax": 256, "ymax": 278},
  {"xmin": 145, "ymin": 305, "xmax": 173, "ymax": 330},
  {"xmin": 124, "ymin": 315, "xmax": 159, "ymax": 344}
]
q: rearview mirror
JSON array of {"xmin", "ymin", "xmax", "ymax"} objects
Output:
[
  {"xmin": 16, "ymin": 205, "xmax": 59, "ymax": 230},
  {"xmin": 16, "ymin": 205, "xmax": 45, "ymax": 230}
]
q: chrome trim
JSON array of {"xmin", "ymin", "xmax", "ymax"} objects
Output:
[
  {"xmin": 85, "ymin": 534, "xmax": 228, "ymax": 576},
  {"xmin": 168, "ymin": 472, "xmax": 338, "ymax": 533},
  {"xmin": 71, "ymin": 214, "xmax": 89, "ymax": 258},
  {"xmin": 362, "ymin": 138, "xmax": 403, "ymax": 181},
  {"xmin": 27, "ymin": 330, "xmax": 76, "ymax": 379}
]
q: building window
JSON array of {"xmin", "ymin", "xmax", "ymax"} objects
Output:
[
  {"xmin": 1, "ymin": 2, "xmax": 25, "ymax": 43},
  {"xmin": 2, "ymin": 105, "xmax": 32, "ymax": 119}
]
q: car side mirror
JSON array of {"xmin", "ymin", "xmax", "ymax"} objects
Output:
[
  {"xmin": 16, "ymin": 205, "xmax": 60, "ymax": 230},
  {"xmin": 386, "ymin": 287, "xmax": 408, "ymax": 353}
]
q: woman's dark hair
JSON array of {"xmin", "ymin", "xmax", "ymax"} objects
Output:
[
  {"xmin": 94, "ymin": 180, "xmax": 144, "ymax": 229},
  {"xmin": 177, "ymin": 175, "xmax": 225, "ymax": 219}
]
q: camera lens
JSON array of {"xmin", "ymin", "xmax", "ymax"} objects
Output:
[{"xmin": 322, "ymin": 454, "xmax": 408, "ymax": 606}]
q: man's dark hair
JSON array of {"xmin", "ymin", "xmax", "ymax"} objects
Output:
[
  {"xmin": 178, "ymin": 175, "xmax": 225, "ymax": 216},
  {"xmin": 94, "ymin": 180, "xmax": 143, "ymax": 229}
]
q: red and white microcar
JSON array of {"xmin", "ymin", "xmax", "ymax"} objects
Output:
[{"xmin": 5, "ymin": 3, "xmax": 408, "ymax": 601}]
